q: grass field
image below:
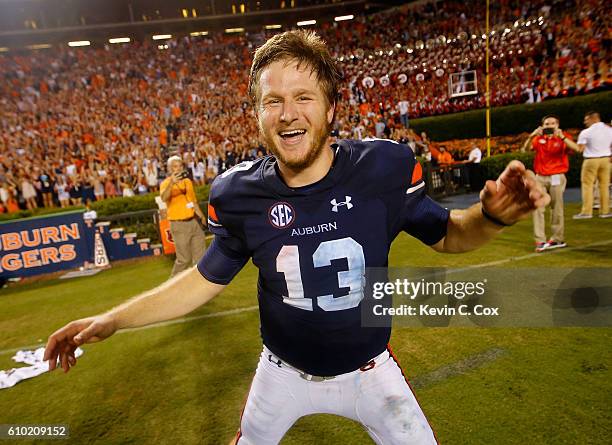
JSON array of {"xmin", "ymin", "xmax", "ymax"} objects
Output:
[{"xmin": 0, "ymin": 203, "xmax": 611, "ymax": 444}]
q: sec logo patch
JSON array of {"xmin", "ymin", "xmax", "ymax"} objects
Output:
[{"xmin": 269, "ymin": 202, "xmax": 295, "ymax": 228}]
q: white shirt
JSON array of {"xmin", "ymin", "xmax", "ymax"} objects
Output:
[
  {"xmin": 577, "ymin": 122, "xmax": 612, "ymax": 158},
  {"xmin": 398, "ymin": 101, "xmax": 410, "ymax": 115},
  {"xmin": 468, "ymin": 147, "xmax": 482, "ymax": 163},
  {"xmin": 193, "ymin": 161, "xmax": 205, "ymax": 178}
]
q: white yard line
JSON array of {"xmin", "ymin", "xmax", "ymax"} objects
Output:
[
  {"xmin": 0, "ymin": 306, "xmax": 258, "ymax": 356},
  {"xmin": 2, "ymin": 238, "xmax": 610, "ymax": 356},
  {"xmin": 445, "ymin": 238, "xmax": 612, "ymax": 274}
]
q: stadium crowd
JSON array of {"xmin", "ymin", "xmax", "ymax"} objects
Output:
[{"xmin": 0, "ymin": 0, "xmax": 609, "ymax": 212}]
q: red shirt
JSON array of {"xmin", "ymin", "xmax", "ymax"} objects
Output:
[{"xmin": 531, "ymin": 133, "xmax": 572, "ymax": 175}]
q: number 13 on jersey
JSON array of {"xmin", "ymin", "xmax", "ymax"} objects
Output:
[{"xmin": 276, "ymin": 237, "xmax": 365, "ymax": 311}]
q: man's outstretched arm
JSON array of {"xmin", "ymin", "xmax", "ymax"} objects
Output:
[
  {"xmin": 432, "ymin": 160, "xmax": 550, "ymax": 253},
  {"xmin": 43, "ymin": 267, "xmax": 225, "ymax": 373}
]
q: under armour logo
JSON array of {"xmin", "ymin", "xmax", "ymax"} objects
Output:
[{"xmin": 330, "ymin": 196, "xmax": 353, "ymax": 212}]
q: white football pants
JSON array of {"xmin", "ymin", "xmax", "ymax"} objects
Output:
[{"xmin": 235, "ymin": 346, "xmax": 438, "ymax": 444}]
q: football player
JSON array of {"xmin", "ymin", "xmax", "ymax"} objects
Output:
[{"xmin": 44, "ymin": 31, "xmax": 549, "ymax": 444}]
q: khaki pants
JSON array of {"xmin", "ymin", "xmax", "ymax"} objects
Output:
[
  {"xmin": 533, "ymin": 174, "xmax": 566, "ymax": 244},
  {"xmin": 169, "ymin": 218, "xmax": 207, "ymax": 277},
  {"xmin": 580, "ymin": 157, "xmax": 611, "ymax": 215}
]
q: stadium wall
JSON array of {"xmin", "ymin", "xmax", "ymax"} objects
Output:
[{"xmin": 411, "ymin": 91, "xmax": 612, "ymax": 141}]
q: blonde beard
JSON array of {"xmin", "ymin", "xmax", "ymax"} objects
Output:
[{"xmin": 261, "ymin": 123, "xmax": 331, "ymax": 170}]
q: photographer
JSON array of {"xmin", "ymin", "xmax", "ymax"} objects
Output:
[
  {"xmin": 521, "ymin": 115, "xmax": 581, "ymax": 252},
  {"xmin": 160, "ymin": 155, "xmax": 207, "ymax": 277}
]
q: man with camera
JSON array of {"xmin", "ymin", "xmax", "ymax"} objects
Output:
[
  {"xmin": 521, "ymin": 115, "xmax": 581, "ymax": 252},
  {"xmin": 160, "ymin": 155, "xmax": 207, "ymax": 276}
]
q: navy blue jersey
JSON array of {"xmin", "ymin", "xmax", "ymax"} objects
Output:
[{"xmin": 198, "ymin": 139, "xmax": 449, "ymax": 376}]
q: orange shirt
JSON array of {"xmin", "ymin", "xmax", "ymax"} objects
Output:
[
  {"xmin": 159, "ymin": 129, "xmax": 168, "ymax": 146},
  {"xmin": 159, "ymin": 177, "xmax": 198, "ymax": 221},
  {"xmin": 438, "ymin": 151, "xmax": 453, "ymax": 165},
  {"xmin": 7, "ymin": 198, "xmax": 20, "ymax": 213},
  {"xmin": 83, "ymin": 133, "xmax": 94, "ymax": 144}
]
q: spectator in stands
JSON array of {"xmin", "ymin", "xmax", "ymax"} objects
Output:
[
  {"xmin": 69, "ymin": 178, "xmax": 82, "ymax": 206},
  {"xmin": 104, "ymin": 175, "xmax": 118, "ymax": 199},
  {"xmin": 93, "ymin": 174, "xmax": 105, "ymax": 202},
  {"xmin": 0, "ymin": 182, "xmax": 7, "ymax": 203},
  {"xmin": 521, "ymin": 115, "xmax": 581, "ymax": 251},
  {"xmin": 374, "ymin": 116, "xmax": 386, "ymax": 138},
  {"xmin": 421, "ymin": 144, "xmax": 432, "ymax": 163},
  {"xmin": 55, "ymin": 176, "xmax": 70, "ymax": 208},
  {"xmin": 5, "ymin": 189, "xmax": 20, "ymax": 213},
  {"xmin": 437, "ymin": 145, "xmax": 454, "ymax": 167},
  {"xmin": 144, "ymin": 162, "xmax": 159, "ymax": 192},
  {"xmin": 81, "ymin": 176, "xmax": 96, "ymax": 205},
  {"xmin": 0, "ymin": 0, "xmax": 609, "ymax": 215},
  {"xmin": 120, "ymin": 177, "xmax": 135, "ymax": 198},
  {"xmin": 20, "ymin": 175, "xmax": 38, "ymax": 210},
  {"xmin": 467, "ymin": 145, "xmax": 483, "ymax": 190},
  {"xmin": 38, "ymin": 171, "xmax": 55, "ymax": 208},
  {"xmin": 397, "ymin": 98, "xmax": 410, "ymax": 128},
  {"xmin": 159, "ymin": 155, "xmax": 207, "ymax": 277},
  {"xmin": 574, "ymin": 111, "xmax": 612, "ymax": 219}
]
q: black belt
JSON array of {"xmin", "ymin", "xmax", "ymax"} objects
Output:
[
  {"xmin": 170, "ymin": 216, "xmax": 195, "ymax": 222},
  {"xmin": 265, "ymin": 347, "xmax": 381, "ymax": 382}
]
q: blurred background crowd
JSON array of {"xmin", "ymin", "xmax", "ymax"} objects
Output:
[{"xmin": 0, "ymin": 0, "xmax": 609, "ymax": 212}]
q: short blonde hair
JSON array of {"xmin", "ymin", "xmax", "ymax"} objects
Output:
[{"xmin": 248, "ymin": 29, "xmax": 342, "ymax": 109}]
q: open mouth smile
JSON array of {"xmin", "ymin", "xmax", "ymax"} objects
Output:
[{"xmin": 278, "ymin": 129, "xmax": 307, "ymax": 146}]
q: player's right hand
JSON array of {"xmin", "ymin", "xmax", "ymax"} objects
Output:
[{"xmin": 43, "ymin": 315, "xmax": 117, "ymax": 373}]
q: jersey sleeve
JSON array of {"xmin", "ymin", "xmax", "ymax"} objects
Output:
[
  {"xmin": 197, "ymin": 235, "xmax": 250, "ymax": 285},
  {"xmin": 577, "ymin": 129, "xmax": 588, "ymax": 145},
  {"xmin": 400, "ymin": 185, "xmax": 450, "ymax": 245},
  {"xmin": 390, "ymin": 146, "xmax": 449, "ymax": 245},
  {"xmin": 197, "ymin": 180, "xmax": 251, "ymax": 285}
]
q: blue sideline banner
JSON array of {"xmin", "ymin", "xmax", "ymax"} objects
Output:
[{"xmin": 0, "ymin": 211, "xmax": 94, "ymax": 279}]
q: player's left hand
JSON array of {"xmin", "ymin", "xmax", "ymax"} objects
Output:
[
  {"xmin": 554, "ymin": 128, "xmax": 565, "ymax": 138},
  {"xmin": 200, "ymin": 215, "xmax": 208, "ymax": 227},
  {"xmin": 480, "ymin": 160, "xmax": 550, "ymax": 225}
]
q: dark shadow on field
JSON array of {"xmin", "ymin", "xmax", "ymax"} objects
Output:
[{"xmin": 572, "ymin": 246, "xmax": 612, "ymax": 258}]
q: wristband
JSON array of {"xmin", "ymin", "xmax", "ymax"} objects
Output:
[{"xmin": 481, "ymin": 207, "xmax": 512, "ymax": 227}]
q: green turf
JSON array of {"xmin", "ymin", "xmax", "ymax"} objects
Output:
[{"xmin": 0, "ymin": 203, "xmax": 610, "ymax": 444}]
